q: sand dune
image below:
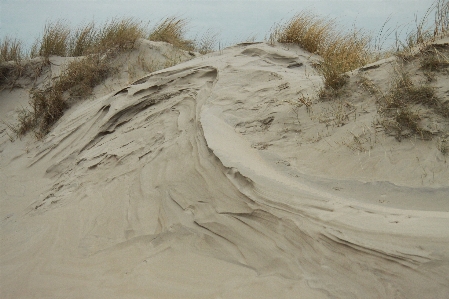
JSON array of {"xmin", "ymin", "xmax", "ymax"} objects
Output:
[{"xmin": 1, "ymin": 40, "xmax": 449, "ymax": 298}]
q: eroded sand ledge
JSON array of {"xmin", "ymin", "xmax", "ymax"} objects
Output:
[{"xmin": 1, "ymin": 41, "xmax": 449, "ymax": 298}]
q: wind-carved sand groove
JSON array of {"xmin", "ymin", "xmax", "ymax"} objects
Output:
[{"xmin": 1, "ymin": 42, "xmax": 449, "ymax": 298}]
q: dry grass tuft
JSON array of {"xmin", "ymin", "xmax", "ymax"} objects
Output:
[
  {"xmin": 1, "ymin": 37, "xmax": 24, "ymax": 63},
  {"xmin": 275, "ymin": 12, "xmax": 334, "ymax": 53},
  {"xmin": 392, "ymin": 108, "xmax": 424, "ymax": 138},
  {"xmin": 30, "ymin": 20, "xmax": 71, "ymax": 58},
  {"xmin": 274, "ymin": 1, "xmax": 447, "ymax": 92},
  {"xmin": 149, "ymin": 17, "xmax": 195, "ymax": 51},
  {"xmin": 28, "ymin": 88, "xmax": 67, "ymax": 137},
  {"xmin": 68, "ymin": 22, "xmax": 98, "ymax": 56},
  {"xmin": 420, "ymin": 45, "xmax": 449, "ymax": 70},
  {"xmin": 95, "ymin": 18, "xmax": 146, "ymax": 54},
  {"xmin": 1, "ymin": 37, "xmax": 26, "ymax": 87},
  {"xmin": 14, "ymin": 18, "xmax": 145, "ymax": 137},
  {"xmin": 57, "ymin": 55, "xmax": 112, "ymax": 98},
  {"xmin": 273, "ymin": 12, "xmax": 370, "ymax": 90},
  {"xmin": 319, "ymin": 31, "xmax": 370, "ymax": 89}
]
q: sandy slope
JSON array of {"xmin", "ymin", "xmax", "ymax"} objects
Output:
[{"xmin": 1, "ymin": 40, "xmax": 449, "ymax": 298}]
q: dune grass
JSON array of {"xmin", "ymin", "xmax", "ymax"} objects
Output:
[
  {"xmin": 0, "ymin": 37, "xmax": 26, "ymax": 86},
  {"xmin": 30, "ymin": 21, "xmax": 71, "ymax": 58},
  {"xmin": 17, "ymin": 18, "xmax": 147, "ymax": 137},
  {"xmin": 29, "ymin": 18, "xmax": 147, "ymax": 59},
  {"xmin": 273, "ymin": 12, "xmax": 370, "ymax": 90},
  {"xmin": 372, "ymin": 50, "xmax": 449, "ymax": 141},
  {"xmin": 319, "ymin": 31, "xmax": 370, "ymax": 90},
  {"xmin": 95, "ymin": 18, "xmax": 147, "ymax": 54},
  {"xmin": 11, "ymin": 16, "xmax": 209, "ymax": 138},
  {"xmin": 378, "ymin": 69, "xmax": 439, "ymax": 140},
  {"xmin": 1, "ymin": 37, "xmax": 24, "ymax": 63},
  {"xmin": 22, "ymin": 54, "xmax": 113, "ymax": 138},
  {"xmin": 21, "ymin": 16, "xmax": 212, "ymax": 60},
  {"xmin": 378, "ymin": 1, "xmax": 449, "ymax": 141},
  {"xmin": 273, "ymin": 0, "xmax": 448, "ymax": 92},
  {"xmin": 148, "ymin": 17, "xmax": 195, "ymax": 51},
  {"xmin": 272, "ymin": 0, "xmax": 448, "ymax": 145},
  {"xmin": 24, "ymin": 54, "xmax": 113, "ymax": 138},
  {"xmin": 195, "ymin": 29, "xmax": 219, "ymax": 55},
  {"xmin": 420, "ymin": 45, "xmax": 449, "ymax": 70},
  {"xmin": 393, "ymin": 0, "xmax": 448, "ymax": 60},
  {"xmin": 274, "ymin": 12, "xmax": 334, "ymax": 54},
  {"xmin": 68, "ymin": 22, "xmax": 98, "ymax": 57}
]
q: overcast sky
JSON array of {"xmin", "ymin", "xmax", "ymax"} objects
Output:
[{"xmin": 0, "ymin": 0, "xmax": 437, "ymax": 50}]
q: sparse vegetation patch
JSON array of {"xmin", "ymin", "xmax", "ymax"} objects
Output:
[
  {"xmin": 437, "ymin": 137, "xmax": 449, "ymax": 155},
  {"xmin": 420, "ymin": 45, "xmax": 449, "ymax": 71},
  {"xmin": 1, "ymin": 37, "xmax": 26, "ymax": 87},
  {"xmin": 1, "ymin": 37, "xmax": 24, "ymax": 63},
  {"xmin": 20, "ymin": 54, "xmax": 113, "ymax": 138},
  {"xmin": 377, "ymin": 68, "xmax": 447, "ymax": 141},
  {"xmin": 395, "ymin": 0, "xmax": 448, "ymax": 57}
]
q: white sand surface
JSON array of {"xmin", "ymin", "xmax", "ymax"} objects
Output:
[{"xmin": 1, "ymin": 40, "xmax": 449, "ymax": 298}]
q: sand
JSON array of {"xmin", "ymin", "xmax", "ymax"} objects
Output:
[{"xmin": 1, "ymin": 39, "xmax": 449, "ymax": 298}]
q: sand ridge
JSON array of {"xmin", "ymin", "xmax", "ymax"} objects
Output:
[{"xmin": 1, "ymin": 40, "xmax": 449, "ymax": 298}]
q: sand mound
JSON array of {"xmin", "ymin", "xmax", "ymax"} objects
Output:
[{"xmin": 1, "ymin": 40, "xmax": 449, "ymax": 298}]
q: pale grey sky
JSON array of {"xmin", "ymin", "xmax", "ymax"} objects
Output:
[{"xmin": 0, "ymin": 0, "xmax": 437, "ymax": 50}]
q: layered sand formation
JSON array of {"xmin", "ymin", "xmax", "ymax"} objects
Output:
[{"xmin": 1, "ymin": 39, "xmax": 449, "ymax": 298}]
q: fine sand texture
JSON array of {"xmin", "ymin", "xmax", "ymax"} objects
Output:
[{"xmin": 1, "ymin": 39, "xmax": 449, "ymax": 298}]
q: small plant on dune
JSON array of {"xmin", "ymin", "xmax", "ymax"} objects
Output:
[
  {"xmin": 149, "ymin": 17, "xmax": 195, "ymax": 51},
  {"xmin": 394, "ymin": 108, "xmax": 423, "ymax": 137}
]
